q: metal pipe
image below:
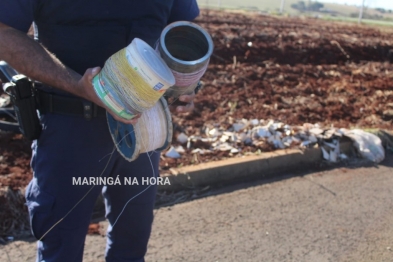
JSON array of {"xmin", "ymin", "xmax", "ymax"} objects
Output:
[
  {"xmin": 358, "ymin": 0, "xmax": 366, "ymax": 24},
  {"xmin": 280, "ymin": 0, "xmax": 285, "ymax": 14},
  {"xmin": 157, "ymin": 21, "xmax": 214, "ymax": 74}
]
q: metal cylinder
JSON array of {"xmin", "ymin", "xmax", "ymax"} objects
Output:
[{"xmin": 158, "ymin": 21, "xmax": 214, "ymax": 74}]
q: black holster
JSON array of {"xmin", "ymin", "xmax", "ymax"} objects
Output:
[{"xmin": 4, "ymin": 75, "xmax": 42, "ymax": 140}]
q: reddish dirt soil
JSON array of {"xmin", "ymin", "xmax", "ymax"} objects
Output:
[
  {"xmin": 1, "ymin": 10, "xmax": 393, "ymax": 236},
  {"xmin": 0, "ymin": 133, "xmax": 31, "ymax": 190},
  {"xmin": 162, "ymin": 10, "xmax": 393, "ymax": 169}
]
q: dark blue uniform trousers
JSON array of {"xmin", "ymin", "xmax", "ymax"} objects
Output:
[{"xmin": 25, "ymin": 112, "xmax": 158, "ymax": 262}]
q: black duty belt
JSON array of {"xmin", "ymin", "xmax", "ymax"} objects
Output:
[{"xmin": 37, "ymin": 90, "xmax": 106, "ymax": 119}]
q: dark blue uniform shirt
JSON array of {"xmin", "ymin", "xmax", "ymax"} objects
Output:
[{"xmin": 0, "ymin": 0, "xmax": 199, "ymax": 75}]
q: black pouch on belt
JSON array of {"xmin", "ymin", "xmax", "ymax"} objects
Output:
[{"xmin": 4, "ymin": 75, "xmax": 42, "ymax": 140}]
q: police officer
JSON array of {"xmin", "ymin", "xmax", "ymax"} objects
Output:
[{"xmin": 0, "ymin": 1, "xmax": 199, "ymax": 261}]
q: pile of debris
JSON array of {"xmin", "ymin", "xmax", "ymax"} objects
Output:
[
  {"xmin": 167, "ymin": 119, "xmax": 346, "ymax": 161},
  {"xmin": 165, "ymin": 119, "xmax": 389, "ymax": 166}
]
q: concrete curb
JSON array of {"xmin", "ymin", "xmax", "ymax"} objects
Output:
[{"xmin": 159, "ymin": 141, "xmax": 354, "ymax": 192}]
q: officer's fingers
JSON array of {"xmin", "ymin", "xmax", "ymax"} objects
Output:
[
  {"xmin": 83, "ymin": 67, "xmax": 101, "ymax": 84},
  {"xmin": 132, "ymin": 114, "xmax": 142, "ymax": 120},
  {"xmin": 179, "ymin": 93, "xmax": 195, "ymax": 103},
  {"xmin": 82, "ymin": 67, "xmax": 139, "ymax": 125},
  {"xmin": 176, "ymin": 101, "xmax": 194, "ymax": 113},
  {"xmin": 109, "ymin": 111, "xmax": 140, "ymax": 125}
]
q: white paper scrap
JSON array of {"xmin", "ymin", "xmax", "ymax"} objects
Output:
[
  {"xmin": 177, "ymin": 133, "xmax": 188, "ymax": 144},
  {"xmin": 165, "ymin": 146, "xmax": 181, "ymax": 158},
  {"xmin": 321, "ymin": 147, "xmax": 330, "ymax": 160}
]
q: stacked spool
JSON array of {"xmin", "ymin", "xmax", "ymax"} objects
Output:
[
  {"xmin": 93, "ymin": 38, "xmax": 174, "ymax": 161},
  {"xmin": 157, "ymin": 21, "xmax": 214, "ymax": 97},
  {"xmin": 93, "ymin": 22, "xmax": 213, "ymax": 162}
]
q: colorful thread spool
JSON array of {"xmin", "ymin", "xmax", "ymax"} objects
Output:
[{"xmin": 93, "ymin": 38, "xmax": 175, "ymax": 119}]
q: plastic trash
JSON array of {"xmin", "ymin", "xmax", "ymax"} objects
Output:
[
  {"xmin": 165, "ymin": 146, "xmax": 181, "ymax": 158},
  {"xmin": 342, "ymin": 129, "xmax": 385, "ymax": 163},
  {"xmin": 177, "ymin": 133, "xmax": 188, "ymax": 144}
]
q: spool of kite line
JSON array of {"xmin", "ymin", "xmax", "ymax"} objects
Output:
[
  {"xmin": 157, "ymin": 21, "xmax": 214, "ymax": 97},
  {"xmin": 92, "ymin": 38, "xmax": 175, "ymax": 161},
  {"xmin": 93, "ymin": 38, "xmax": 175, "ymax": 120},
  {"xmin": 107, "ymin": 97, "xmax": 173, "ymax": 161}
]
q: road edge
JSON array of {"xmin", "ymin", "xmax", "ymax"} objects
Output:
[{"xmin": 158, "ymin": 141, "xmax": 355, "ymax": 191}]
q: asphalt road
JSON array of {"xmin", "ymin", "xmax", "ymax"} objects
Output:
[
  {"xmin": 145, "ymin": 156, "xmax": 393, "ymax": 262},
  {"xmin": 2, "ymin": 155, "xmax": 393, "ymax": 262}
]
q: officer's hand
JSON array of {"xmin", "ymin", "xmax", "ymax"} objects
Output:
[
  {"xmin": 79, "ymin": 67, "xmax": 140, "ymax": 125},
  {"xmin": 168, "ymin": 93, "xmax": 195, "ymax": 114}
]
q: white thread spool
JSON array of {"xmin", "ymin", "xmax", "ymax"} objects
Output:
[{"xmin": 107, "ymin": 97, "xmax": 172, "ymax": 162}]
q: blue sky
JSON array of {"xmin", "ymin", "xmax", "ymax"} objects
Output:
[{"xmin": 318, "ymin": 0, "xmax": 393, "ymax": 10}]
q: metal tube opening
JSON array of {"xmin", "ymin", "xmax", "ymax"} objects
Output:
[
  {"xmin": 165, "ymin": 26, "xmax": 209, "ymax": 62},
  {"xmin": 158, "ymin": 21, "xmax": 214, "ymax": 73}
]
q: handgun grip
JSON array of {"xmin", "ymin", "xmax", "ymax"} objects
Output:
[{"xmin": 0, "ymin": 61, "xmax": 18, "ymax": 82}]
